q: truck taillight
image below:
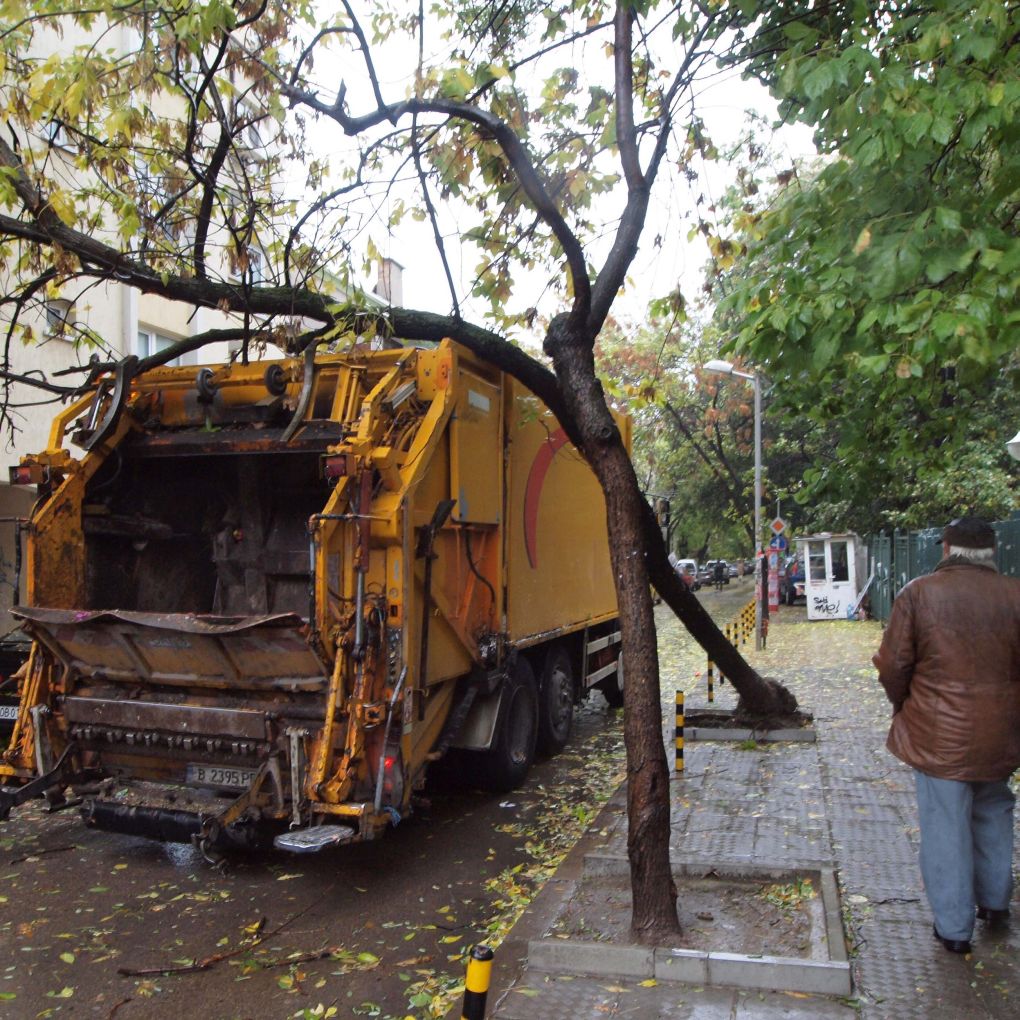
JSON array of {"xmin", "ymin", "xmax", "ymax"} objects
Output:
[
  {"xmin": 10, "ymin": 465, "xmax": 35, "ymax": 485},
  {"xmin": 382, "ymin": 751, "xmax": 403, "ymax": 807}
]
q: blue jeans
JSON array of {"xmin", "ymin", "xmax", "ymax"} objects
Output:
[{"xmin": 914, "ymin": 771, "xmax": 1015, "ymax": 941}]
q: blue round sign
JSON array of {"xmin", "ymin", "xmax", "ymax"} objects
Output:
[{"xmin": 769, "ymin": 535, "xmax": 788, "ymax": 551}]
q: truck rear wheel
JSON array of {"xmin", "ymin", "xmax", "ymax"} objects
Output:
[
  {"xmin": 479, "ymin": 657, "xmax": 538, "ymax": 792},
  {"xmin": 536, "ymin": 644, "xmax": 574, "ymax": 755}
]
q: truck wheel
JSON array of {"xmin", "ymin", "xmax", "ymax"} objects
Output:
[
  {"xmin": 599, "ymin": 650, "xmax": 624, "ymax": 709},
  {"xmin": 480, "ymin": 657, "xmax": 538, "ymax": 792},
  {"xmin": 536, "ymin": 645, "xmax": 574, "ymax": 756}
]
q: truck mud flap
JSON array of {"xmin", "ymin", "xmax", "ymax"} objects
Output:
[{"xmin": 10, "ymin": 607, "xmax": 327, "ymax": 690}]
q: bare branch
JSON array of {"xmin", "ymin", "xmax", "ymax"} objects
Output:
[{"xmin": 614, "ymin": 5, "xmax": 643, "ymax": 190}]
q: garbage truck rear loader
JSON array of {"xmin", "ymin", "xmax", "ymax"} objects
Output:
[{"xmin": 0, "ymin": 340, "xmax": 626, "ymax": 854}]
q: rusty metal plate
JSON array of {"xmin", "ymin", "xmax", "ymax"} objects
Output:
[
  {"xmin": 12, "ymin": 608, "xmax": 326, "ymax": 689},
  {"xmin": 62, "ymin": 697, "xmax": 270, "ymax": 740}
]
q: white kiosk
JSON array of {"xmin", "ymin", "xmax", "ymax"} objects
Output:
[{"xmin": 796, "ymin": 533, "xmax": 867, "ymax": 621}]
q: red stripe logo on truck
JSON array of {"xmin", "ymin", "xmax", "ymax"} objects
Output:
[{"xmin": 523, "ymin": 427, "xmax": 569, "ymax": 568}]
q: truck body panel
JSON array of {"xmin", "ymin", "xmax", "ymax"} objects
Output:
[{"xmin": 0, "ymin": 340, "xmax": 625, "ymax": 851}]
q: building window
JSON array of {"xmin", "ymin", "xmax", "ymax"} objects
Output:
[
  {"xmin": 46, "ymin": 298, "xmax": 75, "ymax": 336},
  {"xmin": 138, "ymin": 328, "xmax": 181, "ymax": 365}
]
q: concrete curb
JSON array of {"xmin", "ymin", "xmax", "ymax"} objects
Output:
[
  {"xmin": 683, "ymin": 708, "xmax": 817, "ymax": 743},
  {"xmin": 527, "ymin": 854, "xmax": 851, "ymax": 997},
  {"xmin": 686, "ymin": 725, "xmax": 817, "ymax": 742}
]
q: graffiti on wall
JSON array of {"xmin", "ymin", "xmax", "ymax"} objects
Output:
[{"xmin": 812, "ymin": 595, "xmax": 842, "ymax": 618}]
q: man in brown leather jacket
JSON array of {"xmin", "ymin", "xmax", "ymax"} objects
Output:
[{"xmin": 874, "ymin": 516, "xmax": 1020, "ymax": 954}]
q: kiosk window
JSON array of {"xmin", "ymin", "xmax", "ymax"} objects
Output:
[
  {"xmin": 808, "ymin": 542, "xmax": 826, "ymax": 582},
  {"xmin": 831, "ymin": 541, "xmax": 849, "ymax": 582}
]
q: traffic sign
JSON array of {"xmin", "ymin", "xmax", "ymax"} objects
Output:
[
  {"xmin": 769, "ymin": 516, "xmax": 786, "ymax": 535},
  {"xmin": 769, "ymin": 535, "xmax": 788, "ymax": 551}
]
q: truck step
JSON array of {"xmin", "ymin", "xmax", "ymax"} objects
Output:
[{"xmin": 273, "ymin": 825, "xmax": 358, "ymax": 853}]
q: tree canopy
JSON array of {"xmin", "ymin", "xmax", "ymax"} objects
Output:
[{"xmin": 706, "ymin": 0, "xmax": 1019, "ymax": 530}]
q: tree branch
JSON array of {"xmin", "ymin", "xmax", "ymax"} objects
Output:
[{"xmin": 279, "ymin": 85, "xmax": 593, "ymax": 329}]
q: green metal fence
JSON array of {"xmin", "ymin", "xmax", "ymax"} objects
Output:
[{"xmin": 866, "ymin": 512, "xmax": 1020, "ymax": 622}]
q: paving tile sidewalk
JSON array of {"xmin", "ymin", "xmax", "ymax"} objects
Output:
[{"xmin": 483, "ymin": 612, "xmax": 1019, "ymax": 1020}]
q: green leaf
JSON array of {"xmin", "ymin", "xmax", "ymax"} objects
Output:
[{"xmin": 802, "ymin": 63, "xmax": 834, "ymax": 100}]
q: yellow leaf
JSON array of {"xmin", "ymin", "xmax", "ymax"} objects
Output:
[
  {"xmin": 59, "ymin": 953, "xmax": 75, "ymax": 965},
  {"xmin": 47, "ymin": 189, "xmax": 76, "ymax": 227},
  {"xmin": 853, "ymin": 227, "xmax": 871, "ymax": 254},
  {"xmin": 440, "ymin": 935, "xmax": 462, "ymax": 944},
  {"xmin": 638, "ymin": 978, "xmax": 657, "ymax": 987}
]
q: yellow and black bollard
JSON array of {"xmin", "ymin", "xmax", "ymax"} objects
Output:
[
  {"xmin": 675, "ymin": 690, "xmax": 684, "ymax": 773},
  {"xmin": 462, "ymin": 944, "xmax": 494, "ymax": 1020},
  {"xmin": 719, "ymin": 625, "xmax": 729, "ymax": 685},
  {"xmin": 706, "ymin": 659, "xmax": 715, "ymax": 702}
]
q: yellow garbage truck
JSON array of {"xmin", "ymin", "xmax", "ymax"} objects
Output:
[{"xmin": 0, "ymin": 340, "xmax": 626, "ymax": 855}]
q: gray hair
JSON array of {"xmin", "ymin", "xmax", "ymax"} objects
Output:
[{"xmin": 947, "ymin": 544, "xmax": 996, "ymax": 566}]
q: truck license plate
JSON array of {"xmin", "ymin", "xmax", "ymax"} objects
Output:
[
  {"xmin": 185, "ymin": 763, "xmax": 257, "ymax": 789},
  {"xmin": 0, "ymin": 704, "xmax": 18, "ymax": 721}
]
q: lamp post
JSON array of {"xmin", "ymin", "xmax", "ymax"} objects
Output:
[{"xmin": 704, "ymin": 358, "xmax": 763, "ymax": 650}]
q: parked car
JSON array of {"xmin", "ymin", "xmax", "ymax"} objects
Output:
[
  {"xmin": 781, "ymin": 555, "xmax": 806, "ymax": 605},
  {"xmin": 672, "ymin": 557, "xmax": 701, "ymax": 591},
  {"xmin": 728, "ymin": 562, "xmax": 739, "ymax": 578},
  {"xmin": 705, "ymin": 559, "xmax": 730, "ymax": 586}
]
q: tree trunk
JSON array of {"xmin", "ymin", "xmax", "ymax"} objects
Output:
[
  {"xmin": 597, "ymin": 442, "xmax": 681, "ymax": 941},
  {"xmin": 548, "ymin": 329, "xmax": 680, "ymax": 941}
]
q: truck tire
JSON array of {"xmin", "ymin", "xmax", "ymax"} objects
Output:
[
  {"xmin": 536, "ymin": 644, "xmax": 574, "ymax": 755},
  {"xmin": 599, "ymin": 650, "xmax": 624, "ymax": 708},
  {"xmin": 479, "ymin": 657, "xmax": 538, "ymax": 791}
]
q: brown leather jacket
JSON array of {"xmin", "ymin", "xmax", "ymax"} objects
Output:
[{"xmin": 873, "ymin": 557, "xmax": 1020, "ymax": 781}]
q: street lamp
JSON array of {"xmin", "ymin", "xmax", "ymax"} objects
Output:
[
  {"xmin": 1008, "ymin": 429, "xmax": 1020, "ymax": 462},
  {"xmin": 704, "ymin": 358, "xmax": 764, "ymax": 650}
]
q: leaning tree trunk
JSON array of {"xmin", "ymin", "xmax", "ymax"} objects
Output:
[{"xmin": 640, "ymin": 501, "xmax": 798, "ymax": 718}]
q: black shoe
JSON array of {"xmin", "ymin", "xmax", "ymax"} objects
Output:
[
  {"xmin": 932, "ymin": 925, "xmax": 972, "ymax": 954},
  {"xmin": 976, "ymin": 907, "xmax": 1010, "ymax": 925}
]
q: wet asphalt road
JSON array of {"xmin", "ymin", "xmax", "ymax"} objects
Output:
[{"xmin": 0, "ymin": 580, "xmax": 755, "ymax": 1020}]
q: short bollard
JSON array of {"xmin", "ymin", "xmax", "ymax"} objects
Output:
[
  {"xmin": 706, "ymin": 659, "xmax": 715, "ymax": 702},
  {"xmin": 675, "ymin": 690, "xmax": 684, "ymax": 773},
  {"xmin": 461, "ymin": 944, "xmax": 494, "ymax": 1020}
]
